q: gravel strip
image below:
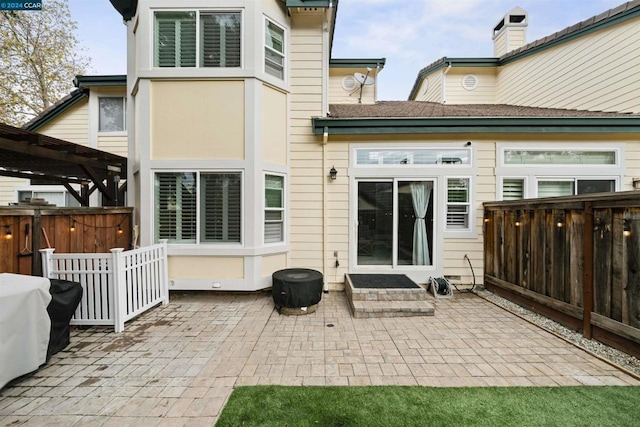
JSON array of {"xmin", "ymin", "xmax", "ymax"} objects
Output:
[{"xmin": 473, "ymin": 287, "xmax": 640, "ymax": 378}]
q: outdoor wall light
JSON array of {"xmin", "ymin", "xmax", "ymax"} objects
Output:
[
  {"xmin": 623, "ymin": 219, "xmax": 632, "ymax": 237},
  {"xmin": 329, "ymin": 166, "xmax": 337, "ymax": 181},
  {"xmin": 4, "ymin": 226, "xmax": 12, "ymax": 239}
]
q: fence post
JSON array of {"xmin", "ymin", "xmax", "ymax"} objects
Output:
[
  {"xmin": 111, "ymin": 248, "xmax": 126, "ymax": 333},
  {"xmin": 160, "ymin": 240, "xmax": 169, "ymax": 305},
  {"xmin": 583, "ymin": 202, "xmax": 594, "ymax": 339},
  {"xmin": 40, "ymin": 248, "xmax": 55, "ymax": 278}
]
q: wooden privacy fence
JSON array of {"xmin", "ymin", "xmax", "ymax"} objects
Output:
[
  {"xmin": 484, "ymin": 191, "xmax": 640, "ymax": 358},
  {"xmin": 0, "ymin": 207, "xmax": 132, "ymax": 276},
  {"xmin": 41, "ymin": 242, "xmax": 169, "ymax": 333}
]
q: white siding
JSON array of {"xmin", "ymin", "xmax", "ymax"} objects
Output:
[
  {"xmin": 497, "ymin": 17, "xmax": 640, "ymax": 113},
  {"xmin": 0, "ymin": 177, "xmax": 27, "ymax": 206}
]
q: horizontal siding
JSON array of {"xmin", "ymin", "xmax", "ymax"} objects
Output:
[
  {"xmin": 446, "ymin": 68, "xmax": 497, "ymax": 104},
  {"xmin": 414, "ymin": 70, "xmax": 442, "ymax": 102},
  {"xmin": 328, "ymin": 72, "xmax": 375, "ymax": 104},
  {"xmin": 0, "ymin": 177, "xmax": 28, "ymax": 205},
  {"xmin": 36, "ymin": 100, "xmax": 89, "ymax": 146},
  {"xmin": 289, "ymin": 11, "xmax": 325, "ymax": 273},
  {"xmin": 497, "ymin": 17, "xmax": 640, "ymax": 113},
  {"xmin": 97, "ymin": 135, "xmax": 127, "ymax": 157}
]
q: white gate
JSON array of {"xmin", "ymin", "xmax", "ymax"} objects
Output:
[{"xmin": 41, "ymin": 242, "xmax": 169, "ymax": 332}]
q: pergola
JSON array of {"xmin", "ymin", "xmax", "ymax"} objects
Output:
[{"xmin": 0, "ymin": 123, "xmax": 127, "ymax": 206}]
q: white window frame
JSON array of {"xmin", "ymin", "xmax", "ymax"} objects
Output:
[
  {"xmin": 354, "ymin": 147, "xmax": 472, "ymax": 166},
  {"xmin": 152, "ymin": 9, "xmax": 244, "ymax": 70},
  {"xmin": 15, "ymin": 186, "xmax": 81, "ymax": 208},
  {"xmin": 153, "ymin": 170, "xmax": 243, "ymax": 246},
  {"xmin": 496, "ymin": 144, "xmax": 624, "ymax": 200},
  {"xmin": 264, "ymin": 173, "xmax": 286, "ymax": 245},
  {"xmin": 264, "ymin": 17, "xmax": 286, "ymax": 81},
  {"xmin": 98, "ymin": 96, "xmax": 126, "ymax": 134},
  {"xmin": 445, "ymin": 177, "xmax": 472, "ymax": 232}
]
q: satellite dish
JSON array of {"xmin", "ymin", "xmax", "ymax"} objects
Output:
[{"xmin": 354, "ymin": 72, "xmax": 375, "ymax": 86}]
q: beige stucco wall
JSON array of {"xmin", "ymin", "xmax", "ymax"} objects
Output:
[
  {"xmin": 37, "ymin": 100, "xmax": 89, "ymax": 146},
  {"xmin": 445, "ymin": 67, "xmax": 497, "ymax": 104},
  {"xmin": 150, "ymin": 80, "xmax": 245, "ymax": 159},
  {"xmin": 497, "ymin": 17, "xmax": 640, "ymax": 113},
  {"xmin": 262, "ymin": 253, "xmax": 287, "ymax": 276},
  {"xmin": 168, "ymin": 256, "xmax": 244, "ymax": 279},
  {"xmin": 262, "ymin": 84, "xmax": 288, "ymax": 165},
  {"xmin": 328, "ymin": 68, "xmax": 376, "ymax": 104}
]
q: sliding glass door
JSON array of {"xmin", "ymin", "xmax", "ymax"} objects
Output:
[{"xmin": 357, "ymin": 180, "xmax": 434, "ymax": 267}]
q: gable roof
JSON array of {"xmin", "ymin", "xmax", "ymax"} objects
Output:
[
  {"xmin": 23, "ymin": 75, "xmax": 126, "ymax": 132},
  {"xmin": 312, "ymin": 101, "xmax": 640, "ymax": 135},
  {"xmin": 408, "ymin": 0, "xmax": 640, "ymax": 99}
]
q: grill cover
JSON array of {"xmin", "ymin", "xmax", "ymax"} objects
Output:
[
  {"xmin": 272, "ymin": 268, "xmax": 323, "ymax": 309},
  {"xmin": 47, "ymin": 279, "xmax": 83, "ymax": 359}
]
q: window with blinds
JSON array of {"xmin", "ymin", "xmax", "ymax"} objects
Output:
[
  {"xmin": 154, "ymin": 12, "xmax": 196, "ymax": 67},
  {"xmin": 265, "ymin": 175, "xmax": 284, "ymax": 243},
  {"xmin": 446, "ymin": 178, "xmax": 470, "ymax": 229},
  {"xmin": 154, "ymin": 11, "xmax": 241, "ymax": 68},
  {"xmin": 200, "ymin": 173, "xmax": 241, "ymax": 242},
  {"xmin": 155, "ymin": 173, "xmax": 197, "ymax": 243},
  {"xmin": 265, "ymin": 19, "xmax": 285, "ymax": 79},
  {"xmin": 201, "ymin": 12, "xmax": 241, "ymax": 68},
  {"xmin": 502, "ymin": 178, "xmax": 524, "ymax": 200},
  {"xmin": 154, "ymin": 172, "xmax": 241, "ymax": 244}
]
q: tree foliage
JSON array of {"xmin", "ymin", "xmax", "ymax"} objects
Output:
[{"xmin": 0, "ymin": 0, "xmax": 90, "ymax": 126}]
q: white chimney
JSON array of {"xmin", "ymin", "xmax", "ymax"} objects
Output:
[{"xmin": 492, "ymin": 6, "xmax": 528, "ymax": 57}]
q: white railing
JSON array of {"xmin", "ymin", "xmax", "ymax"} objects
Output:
[{"xmin": 41, "ymin": 242, "xmax": 169, "ymax": 333}]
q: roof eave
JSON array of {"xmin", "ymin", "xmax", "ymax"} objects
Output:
[
  {"xmin": 74, "ymin": 75, "xmax": 127, "ymax": 88},
  {"xmin": 312, "ymin": 116, "xmax": 640, "ymax": 135},
  {"xmin": 23, "ymin": 90, "xmax": 88, "ymax": 132},
  {"xmin": 330, "ymin": 58, "xmax": 386, "ymax": 69}
]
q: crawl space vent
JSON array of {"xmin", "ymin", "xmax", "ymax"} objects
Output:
[
  {"xmin": 462, "ymin": 74, "xmax": 478, "ymax": 91},
  {"xmin": 342, "ymin": 75, "xmax": 357, "ymax": 91}
]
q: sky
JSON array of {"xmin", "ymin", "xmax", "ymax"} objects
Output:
[{"xmin": 68, "ymin": 0, "xmax": 626, "ymax": 100}]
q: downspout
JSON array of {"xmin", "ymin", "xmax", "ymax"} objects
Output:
[
  {"xmin": 321, "ymin": 5, "xmax": 332, "ymax": 292},
  {"xmin": 441, "ymin": 61, "xmax": 452, "ymax": 103},
  {"xmin": 322, "ymin": 126, "xmax": 329, "ymax": 292}
]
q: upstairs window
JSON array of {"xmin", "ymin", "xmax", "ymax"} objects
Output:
[
  {"xmin": 154, "ymin": 11, "xmax": 241, "ymax": 68},
  {"xmin": 265, "ymin": 19, "xmax": 285, "ymax": 79},
  {"xmin": 99, "ymin": 97, "xmax": 126, "ymax": 132}
]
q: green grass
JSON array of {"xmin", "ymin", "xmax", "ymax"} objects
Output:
[{"xmin": 216, "ymin": 386, "xmax": 640, "ymax": 426}]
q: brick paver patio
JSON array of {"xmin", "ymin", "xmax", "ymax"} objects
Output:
[{"xmin": 1, "ymin": 291, "xmax": 638, "ymax": 426}]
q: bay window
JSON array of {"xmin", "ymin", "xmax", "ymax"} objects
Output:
[
  {"xmin": 265, "ymin": 19, "xmax": 285, "ymax": 79},
  {"xmin": 155, "ymin": 172, "xmax": 241, "ymax": 244},
  {"xmin": 264, "ymin": 175, "xmax": 284, "ymax": 243},
  {"xmin": 154, "ymin": 11, "xmax": 241, "ymax": 68}
]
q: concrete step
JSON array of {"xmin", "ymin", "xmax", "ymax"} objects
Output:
[{"xmin": 349, "ymin": 299, "xmax": 435, "ymax": 318}]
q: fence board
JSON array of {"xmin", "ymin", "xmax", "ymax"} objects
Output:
[
  {"xmin": 594, "ymin": 209, "xmax": 613, "ymax": 317},
  {"xmin": 628, "ymin": 212, "xmax": 640, "ymax": 329},
  {"xmin": 569, "ymin": 212, "xmax": 585, "ymax": 307}
]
